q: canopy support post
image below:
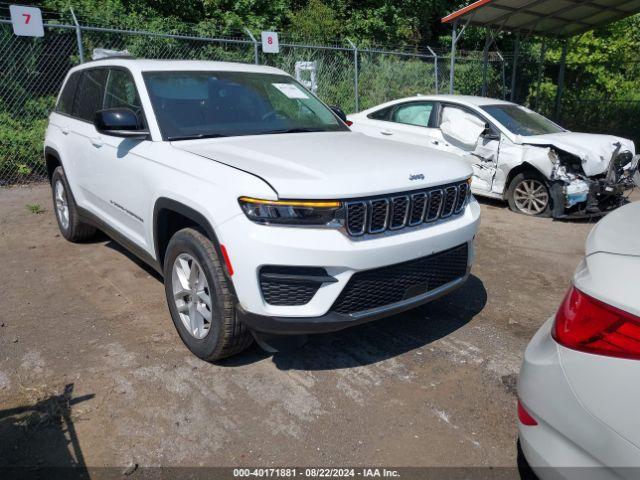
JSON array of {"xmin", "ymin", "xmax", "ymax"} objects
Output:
[
  {"xmin": 509, "ymin": 32, "xmax": 520, "ymax": 102},
  {"xmin": 554, "ymin": 39, "xmax": 568, "ymax": 120},
  {"xmin": 534, "ymin": 39, "xmax": 547, "ymax": 109}
]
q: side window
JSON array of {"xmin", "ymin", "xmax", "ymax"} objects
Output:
[
  {"xmin": 438, "ymin": 105, "xmax": 487, "ymax": 129},
  {"xmin": 104, "ymin": 69, "xmax": 144, "ymax": 126},
  {"xmin": 72, "ymin": 69, "xmax": 107, "ymax": 122},
  {"xmin": 56, "ymin": 72, "xmax": 81, "ymax": 115},
  {"xmin": 391, "ymin": 102, "xmax": 434, "ymax": 127},
  {"xmin": 367, "ymin": 106, "xmax": 393, "ymax": 121},
  {"xmin": 439, "ymin": 105, "xmax": 489, "ymax": 150}
]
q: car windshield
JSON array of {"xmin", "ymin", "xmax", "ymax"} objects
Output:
[
  {"xmin": 481, "ymin": 104, "xmax": 564, "ymax": 136},
  {"xmin": 143, "ymin": 71, "xmax": 348, "ymax": 140}
]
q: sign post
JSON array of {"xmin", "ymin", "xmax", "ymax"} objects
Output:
[
  {"xmin": 9, "ymin": 5, "xmax": 44, "ymax": 37},
  {"xmin": 261, "ymin": 31, "xmax": 279, "ymax": 54}
]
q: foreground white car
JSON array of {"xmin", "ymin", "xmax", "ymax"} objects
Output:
[
  {"xmin": 348, "ymin": 95, "xmax": 639, "ymax": 218},
  {"xmin": 44, "ymin": 59, "xmax": 480, "ymax": 360},
  {"xmin": 518, "ymin": 201, "xmax": 640, "ymax": 479}
]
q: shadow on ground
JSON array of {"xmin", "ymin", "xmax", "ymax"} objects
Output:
[
  {"xmin": 0, "ymin": 383, "xmax": 93, "ymax": 478},
  {"xmin": 222, "ymin": 274, "xmax": 487, "ymax": 371}
]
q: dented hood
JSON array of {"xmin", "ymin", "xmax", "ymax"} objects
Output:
[
  {"xmin": 586, "ymin": 202, "xmax": 640, "ymax": 257},
  {"xmin": 171, "ymin": 131, "xmax": 471, "ymax": 199},
  {"xmin": 518, "ymin": 132, "xmax": 635, "ymax": 177}
]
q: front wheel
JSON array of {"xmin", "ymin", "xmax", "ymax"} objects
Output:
[
  {"xmin": 507, "ymin": 172, "xmax": 551, "ymax": 217},
  {"xmin": 163, "ymin": 228, "xmax": 253, "ymax": 361}
]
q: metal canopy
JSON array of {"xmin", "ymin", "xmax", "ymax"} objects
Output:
[{"xmin": 442, "ymin": 0, "xmax": 640, "ymax": 38}]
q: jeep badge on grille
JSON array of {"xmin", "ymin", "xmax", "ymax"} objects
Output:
[{"xmin": 409, "ymin": 174, "xmax": 425, "ymax": 181}]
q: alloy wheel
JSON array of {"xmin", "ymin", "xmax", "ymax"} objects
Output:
[
  {"xmin": 513, "ymin": 179, "xmax": 549, "ymax": 215},
  {"xmin": 171, "ymin": 253, "xmax": 213, "ymax": 339},
  {"xmin": 54, "ymin": 180, "xmax": 70, "ymax": 230}
]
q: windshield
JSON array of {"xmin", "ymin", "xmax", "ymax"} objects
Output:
[
  {"xmin": 481, "ymin": 104, "xmax": 564, "ymax": 136},
  {"xmin": 143, "ymin": 71, "xmax": 348, "ymax": 140}
]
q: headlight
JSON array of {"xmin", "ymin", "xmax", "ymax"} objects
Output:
[{"xmin": 238, "ymin": 197, "xmax": 344, "ymax": 226}]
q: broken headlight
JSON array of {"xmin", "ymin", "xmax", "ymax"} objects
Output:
[{"xmin": 238, "ymin": 197, "xmax": 344, "ymax": 226}]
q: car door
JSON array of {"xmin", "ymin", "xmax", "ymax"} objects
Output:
[
  {"xmin": 430, "ymin": 103, "xmax": 500, "ymax": 194},
  {"xmin": 88, "ymin": 67, "xmax": 151, "ymax": 247},
  {"xmin": 355, "ymin": 101, "xmax": 441, "ymax": 147}
]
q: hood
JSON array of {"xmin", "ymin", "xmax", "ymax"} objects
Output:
[
  {"xmin": 171, "ymin": 131, "xmax": 471, "ymax": 199},
  {"xmin": 585, "ymin": 201, "xmax": 640, "ymax": 257},
  {"xmin": 518, "ymin": 132, "xmax": 635, "ymax": 177}
]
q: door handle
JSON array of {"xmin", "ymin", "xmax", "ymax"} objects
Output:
[
  {"xmin": 90, "ymin": 136, "xmax": 103, "ymax": 148},
  {"xmin": 430, "ymin": 139, "xmax": 440, "ymax": 145},
  {"xmin": 61, "ymin": 126, "xmax": 69, "ymax": 135},
  {"xmin": 380, "ymin": 130, "xmax": 393, "ymax": 136}
]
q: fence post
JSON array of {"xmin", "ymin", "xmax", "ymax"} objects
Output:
[
  {"xmin": 426, "ymin": 46, "xmax": 438, "ymax": 94},
  {"xmin": 70, "ymin": 7, "xmax": 84, "ymax": 63},
  {"xmin": 244, "ymin": 28, "xmax": 259, "ymax": 65},
  {"xmin": 346, "ymin": 38, "xmax": 359, "ymax": 112}
]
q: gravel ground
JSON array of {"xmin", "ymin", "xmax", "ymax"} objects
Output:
[{"xmin": 1, "ymin": 184, "xmax": 637, "ymax": 473}]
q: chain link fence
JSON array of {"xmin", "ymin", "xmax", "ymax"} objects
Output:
[{"xmin": 1, "ymin": 15, "xmax": 638, "ymax": 188}]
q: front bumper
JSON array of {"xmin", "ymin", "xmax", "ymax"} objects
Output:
[
  {"xmin": 217, "ymin": 198, "xmax": 480, "ymax": 333},
  {"xmin": 550, "ymin": 177, "xmax": 636, "ymax": 219},
  {"xmin": 518, "ymin": 317, "xmax": 640, "ymax": 480},
  {"xmin": 237, "ymin": 271, "xmax": 469, "ymax": 334}
]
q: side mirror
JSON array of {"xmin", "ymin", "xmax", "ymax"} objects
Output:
[
  {"xmin": 330, "ymin": 105, "xmax": 348, "ymax": 123},
  {"xmin": 94, "ymin": 108, "xmax": 149, "ymax": 138},
  {"xmin": 483, "ymin": 124, "xmax": 500, "ymax": 141}
]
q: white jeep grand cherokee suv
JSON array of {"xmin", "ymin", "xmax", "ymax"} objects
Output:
[{"xmin": 45, "ymin": 58, "xmax": 480, "ymax": 360}]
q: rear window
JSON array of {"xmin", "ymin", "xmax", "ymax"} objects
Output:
[
  {"xmin": 71, "ymin": 69, "xmax": 107, "ymax": 122},
  {"xmin": 56, "ymin": 72, "xmax": 81, "ymax": 115}
]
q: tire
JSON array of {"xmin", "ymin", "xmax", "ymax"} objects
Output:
[
  {"xmin": 51, "ymin": 166, "xmax": 96, "ymax": 242},
  {"xmin": 507, "ymin": 171, "xmax": 552, "ymax": 217},
  {"xmin": 163, "ymin": 228, "xmax": 253, "ymax": 361}
]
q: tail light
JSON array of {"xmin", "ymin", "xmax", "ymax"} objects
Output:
[
  {"xmin": 553, "ymin": 286, "xmax": 640, "ymax": 360},
  {"xmin": 517, "ymin": 399, "xmax": 538, "ymax": 426}
]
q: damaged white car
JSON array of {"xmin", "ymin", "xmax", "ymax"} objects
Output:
[{"xmin": 348, "ymin": 95, "xmax": 639, "ymax": 217}]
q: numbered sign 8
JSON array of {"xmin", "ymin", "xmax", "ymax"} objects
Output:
[{"xmin": 261, "ymin": 31, "xmax": 279, "ymax": 54}]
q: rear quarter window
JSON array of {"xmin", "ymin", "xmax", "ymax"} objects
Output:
[{"xmin": 56, "ymin": 72, "xmax": 81, "ymax": 115}]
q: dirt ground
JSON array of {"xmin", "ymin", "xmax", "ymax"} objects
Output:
[{"xmin": 0, "ymin": 185, "xmax": 637, "ymax": 473}]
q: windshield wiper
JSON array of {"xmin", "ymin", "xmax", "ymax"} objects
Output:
[
  {"xmin": 168, "ymin": 133, "xmax": 228, "ymax": 141},
  {"xmin": 260, "ymin": 128, "xmax": 327, "ymax": 135}
]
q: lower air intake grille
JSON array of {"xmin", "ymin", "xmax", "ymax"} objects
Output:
[
  {"xmin": 260, "ymin": 266, "xmax": 326, "ymax": 306},
  {"xmin": 331, "ymin": 244, "xmax": 468, "ymax": 315}
]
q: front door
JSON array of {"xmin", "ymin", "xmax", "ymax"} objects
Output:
[
  {"xmin": 431, "ymin": 103, "xmax": 500, "ymax": 194},
  {"xmin": 88, "ymin": 67, "xmax": 151, "ymax": 247}
]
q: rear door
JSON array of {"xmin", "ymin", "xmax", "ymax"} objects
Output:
[
  {"xmin": 66, "ymin": 68, "xmax": 109, "ymax": 210},
  {"xmin": 353, "ymin": 101, "xmax": 441, "ymax": 147}
]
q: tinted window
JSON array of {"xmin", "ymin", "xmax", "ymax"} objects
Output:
[
  {"xmin": 391, "ymin": 102, "xmax": 433, "ymax": 127},
  {"xmin": 72, "ymin": 69, "xmax": 107, "ymax": 122},
  {"xmin": 56, "ymin": 72, "xmax": 81, "ymax": 114},
  {"xmin": 367, "ymin": 106, "xmax": 392, "ymax": 120},
  {"xmin": 143, "ymin": 71, "xmax": 347, "ymax": 140},
  {"xmin": 104, "ymin": 69, "xmax": 145, "ymax": 127},
  {"xmin": 481, "ymin": 104, "xmax": 564, "ymax": 135}
]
